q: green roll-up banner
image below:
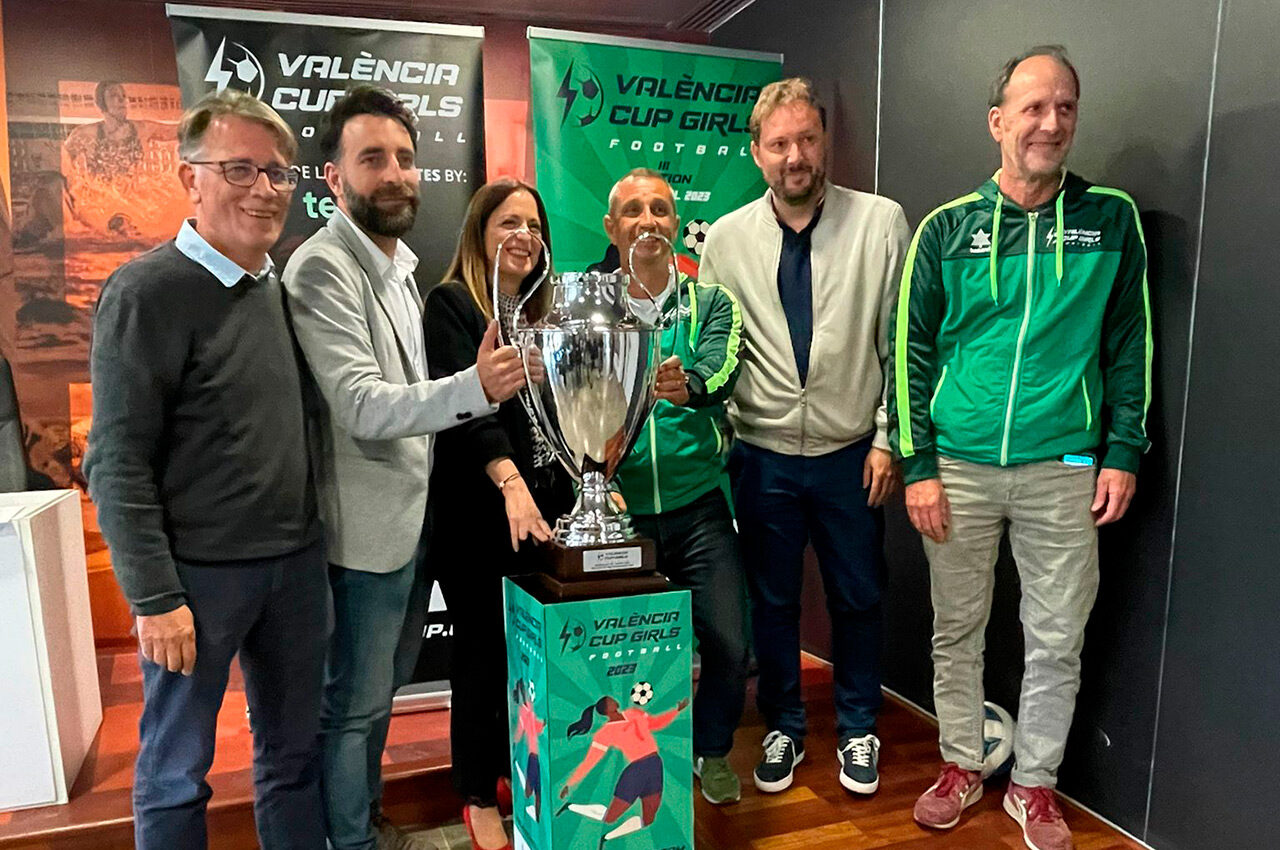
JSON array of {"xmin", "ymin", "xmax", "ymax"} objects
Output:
[
  {"xmin": 528, "ymin": 28, "xmax": 781, "ymax": 275},
  {"xmin": 505, "ymin": 577, "xmax": 693, "ymax": 850}
]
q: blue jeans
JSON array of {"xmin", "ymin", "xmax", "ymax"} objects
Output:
[
  {"xmin": 631, "ymin": 488, "xmax": 749, "ymax": 758},
  {"xmin": 132, "ymin": 539, "xmax": 330, "ymax": 850},
  {"xmin": 730, "ymin": 438, "xmax": 885, "ymax": 742},
  {"xmin": 321, "ymin": 556, "xmax": 420, "ymax": 850}
]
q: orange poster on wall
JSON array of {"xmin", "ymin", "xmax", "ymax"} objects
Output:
[{"xmin": 4, "ymin": 80, "xmax": 187, "ymax": 642}]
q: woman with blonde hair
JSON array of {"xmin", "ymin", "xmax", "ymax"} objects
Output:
[{"xmin": 424, "ymin": 178, "xmax": 571, "ymax": 850}]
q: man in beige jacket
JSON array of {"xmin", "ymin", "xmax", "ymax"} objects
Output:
[{"xmin": 699, "ymin": 77, "xmax": 909, "ymax": 797}]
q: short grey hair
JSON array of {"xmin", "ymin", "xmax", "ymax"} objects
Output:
[
  {"xmin": 989, "ymin": 45, "xmax": 1080, "ymax": 109},
  {"xmin": 606, "ymin": 167, "xmax": 675, "ymax": 216},
  {"xmin": 177, "ymin": 89, "xmax": 298, "ymax": 162}
]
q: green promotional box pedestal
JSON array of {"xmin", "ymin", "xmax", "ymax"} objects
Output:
[{"xmin": 504, "ymin": 575, "xmax": 693, "ymax": 850}]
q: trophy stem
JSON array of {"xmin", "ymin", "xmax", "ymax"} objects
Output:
[{"xmin": 554, "ymin": 471, "xmax": 635, "ymax": 547}]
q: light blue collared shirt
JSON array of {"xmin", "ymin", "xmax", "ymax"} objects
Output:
[{"xmin": 175, "ymin": 218, "xmax": 274, "ymax": 286}]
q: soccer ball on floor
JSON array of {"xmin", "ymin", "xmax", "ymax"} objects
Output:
[
  {"xmin": 630, "ymin": 681, "xmax": 654, "ymax": 706},
  {"xmin": 982, "ymin": 701, "xmax": 1016, "ymax": 778},
  {"xmin": 682, "ymin": 219, "xmax": 711, "ymax": 256}
]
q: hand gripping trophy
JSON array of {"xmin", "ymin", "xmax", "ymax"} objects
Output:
[{"xmin": 493, "ymin": 229, "xmax": 676, "ymax": 598}]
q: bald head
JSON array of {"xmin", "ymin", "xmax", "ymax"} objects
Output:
[
  {"xmin": 989, "ymin": 45, "xmax": 1080, "ymax": 109},
  {"xmin": 603, "ymin": 169, "xmax": 679, "ymax": 279},
  {"xmin": 607, "ymin": 168, "xmax": 676, "ymax": 217}
]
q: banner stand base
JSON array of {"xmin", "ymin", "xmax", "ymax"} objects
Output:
[{"xmin": 504, "ymin": 575, "xmax": 693, "ymax": 850}]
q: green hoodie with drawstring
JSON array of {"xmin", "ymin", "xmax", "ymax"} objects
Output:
[
  {"xmin": 887, "ymin": 170, "xmax": 1152, "ymax": 484},
  {"xmin": 614, "ymin": 275, "xmax": 743, "ymax": 516}
]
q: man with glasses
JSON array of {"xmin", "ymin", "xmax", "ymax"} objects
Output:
[
  {"xmin": 183, "ymin": 158, "xmax": 299, "ymax": 190},
  {"xmin": 85, "ymin": 90, "xmax": 326, "ymax": 849},
  {"xmin": 282, "ymin": 85, "xmax": 525, "ymax": 850}
]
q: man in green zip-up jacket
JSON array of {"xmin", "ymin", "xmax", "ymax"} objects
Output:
[
  {"xmin": 604, "ymin": 169, "xmax": 749, "ymax": 806},
  {"xmin": 887, "ymin": 48, "xmax": 1151, "ymax": 850}
]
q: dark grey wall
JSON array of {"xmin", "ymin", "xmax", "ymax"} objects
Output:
[
  {"xmin": 1144, "ymin": 1, "xmax": 1280, "ymax": 848},
  {"xmin": 716, "ymin": 0, "xmax": 880, "ymax": 193},
  {"xmin": 716, "ymin": 1, "xmax": 1275, "ymax": 847}
]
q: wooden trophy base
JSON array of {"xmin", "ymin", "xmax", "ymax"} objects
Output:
[{"xmin": 528, "ymin": 537, "xmax": 668, "ymax": 601}]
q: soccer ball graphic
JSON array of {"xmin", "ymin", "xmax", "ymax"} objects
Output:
[
  {"xmin": 682, "ymin": 219, "xmax": 711, "ymax": 256},
  {"xmin": 526, "ymin": 680, "xmax": 536, "ymax": 704},
  {"xmin": 232, "ymin": 55, "xmax": 260, "ymax": 85},
  {"xmin": 981, "ymin": 701, "xmax": 1016, "ymax": 778},
  {"xmin": 630, "ymin": 681, "xmax": 654, "ymax": 706}
]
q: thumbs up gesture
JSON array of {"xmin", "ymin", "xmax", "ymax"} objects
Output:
[{"xmin": 476, "ymin": 320, "xmax": 527, "ymax": 403}]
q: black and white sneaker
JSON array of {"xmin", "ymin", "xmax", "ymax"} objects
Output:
[
  {"xmin": 753, "ymin": 731, "xmax": 804, "ymax": 793},
  {"xmin": 837, "ymin": 733, "xmax": 880, "ymax": 794}
]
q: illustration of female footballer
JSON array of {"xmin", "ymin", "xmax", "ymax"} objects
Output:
[
  {"xmin": 557, "ymin": 692, "xmax": 690, "ymax": 848},
  {"xmin": 511, "ymin": 679, "xmax": 546, "ymax": 821}
]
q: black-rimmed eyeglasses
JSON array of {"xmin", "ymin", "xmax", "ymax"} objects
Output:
[{"xmin": 187, "ymin": 160, "xmax": 301, "ymax": 191}]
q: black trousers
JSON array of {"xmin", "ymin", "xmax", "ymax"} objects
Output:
[
  {"xmin": 434, "ymin": 465, "xmax": 574, "ymax": 807},
  {"xmin": 630, "ymin": 488, "xmax": 749, "ymax": 758}
]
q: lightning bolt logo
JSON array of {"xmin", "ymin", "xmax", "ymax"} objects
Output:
[
  {"xmin": 204, "ymin": 37, "xmax": 234, "ymax": 92},
  {"xmin": 559, "ymin": 620, "xmax": 574, "ymax": 654},
  {"xmin": 557, "ymin": 61, "xmax": 579, "ymax": 126}
]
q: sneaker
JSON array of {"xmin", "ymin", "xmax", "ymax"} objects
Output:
[
  {"xmin": 694, "ymin": 755, "xmax": 741, "ymax": 804},
  {"xmin": 913, "ymin": 763, "xmax": 983, "ymax": 829},
  {"xmin": 753, "ymin": 731, "xmax": 804, "ymax": 793},
  {"xmin": 836, "ymin": 733, "xmax": 880, "ymax": 794},
  {"xmin": 1003, "ymin": 783, "xmax": 1073, "ymax": 850}
]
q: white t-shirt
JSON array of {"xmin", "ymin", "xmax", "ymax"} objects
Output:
[{"xmin": 626, "ymin": 277, "xmax": 673, "ymax": 326}]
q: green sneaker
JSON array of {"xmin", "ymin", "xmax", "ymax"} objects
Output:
[{"xmin": 694, "ymin": 756, "xmax": 742, "ymax": 805}]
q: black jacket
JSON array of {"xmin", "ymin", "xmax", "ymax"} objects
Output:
[{"xmin": 423, "ymin": 281, "xmax": 572, "ymax": 565}]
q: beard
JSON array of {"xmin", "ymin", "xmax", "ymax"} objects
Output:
[
  {"xmin": 344, "ymin": 183, "xmax": 420, "ymax": 238},
  {"xmin": 773, "ymin": 162, "xmax": 826, "ymax": 206}
]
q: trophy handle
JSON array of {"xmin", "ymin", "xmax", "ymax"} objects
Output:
[
  {"xmin": 491, "ymin": 228, "xmax": 551, "ymax": 345},
  {"xmin": 625, "ymin": 231, "xmax": 679, "ymax": 329},
  {"xmin": 490, "ymin": 228, "xmax": 555, "ymax": 443}
]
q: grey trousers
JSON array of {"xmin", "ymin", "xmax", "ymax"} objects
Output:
[{"xmin": 923, "ymin": 456, "xmax": 1099, "ymax": 788}]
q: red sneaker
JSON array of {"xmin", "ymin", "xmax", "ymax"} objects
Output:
[
  {"xmin": 912, "ymin": 763, "xmax": 983, "ymax": 829},
  {"xmin": 1003, "ymin": 783, "xmax": 1073, "ymax": 850}
]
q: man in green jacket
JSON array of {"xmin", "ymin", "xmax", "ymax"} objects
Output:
[
  {"xmin": 888, "ymin": 47, "xmax": 1151, "ymax": 850},
  {"xmin": 605, "ymin": 168, "xmax": 749, "ymax": 806}
]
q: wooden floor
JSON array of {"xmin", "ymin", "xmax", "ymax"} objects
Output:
[
  {"xmin": 0, "ymin": 652, "xmax": 458, "ymax": 850},
  {"xmin": 0, "ymin": 652, "xmax": 1145, "ymax": 850},
  {"xmin": 693, "ymin": 658, "xmax": 1145, "ymax": 850}
]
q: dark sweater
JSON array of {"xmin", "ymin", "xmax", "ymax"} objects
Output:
[{"xmin": 85, "ymin": 241, "xmax": 319, "ymax": 616}]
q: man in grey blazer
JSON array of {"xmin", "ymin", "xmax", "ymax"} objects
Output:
[{"xmin": 283, "ymin": 86, "xmax": 525, "ymax": 850}]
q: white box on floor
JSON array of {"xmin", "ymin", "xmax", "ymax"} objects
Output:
[{"xmin": 0, "ymin": 490, "xmax": 102, "ymax": 812}]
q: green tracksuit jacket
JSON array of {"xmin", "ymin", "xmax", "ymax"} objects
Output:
[
  {"xmin": 888, "ymin": 171, "xmax": 1152, "ymax": 484},
  {"xmin": 614, "ymin": 276, "xmax": 743, "ymax": 516}
]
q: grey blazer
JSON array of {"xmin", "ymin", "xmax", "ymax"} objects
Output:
[{"xmin": 283, "ymin": 214, "xmax": 492, "ymax": 573}]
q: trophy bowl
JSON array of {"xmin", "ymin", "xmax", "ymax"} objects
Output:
[
  {"xmin": 515, "ymin": 270, "xmax": 660, "ymax": 547},
  {"xmin": 495, "ymin": 230, "xmax": 673, "ymax": 592}
]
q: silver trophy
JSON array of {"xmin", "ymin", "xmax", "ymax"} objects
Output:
[{"xmin": 494, "ymin": 231, "xmax": 675, "ymax": 593}]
